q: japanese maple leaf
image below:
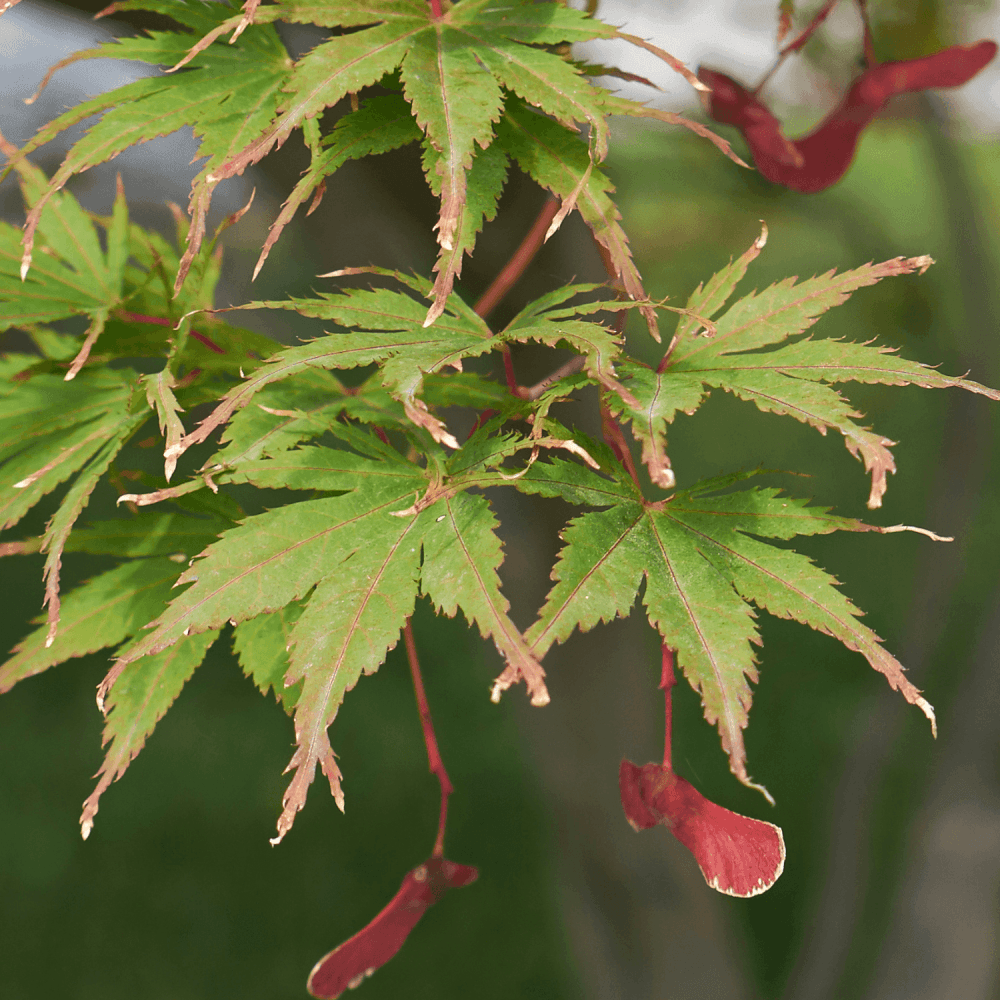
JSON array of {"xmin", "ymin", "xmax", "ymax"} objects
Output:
[
  {"xmin": 173, "ymin": 0, "xmax": 642, "ymax": 324},
  {"xmin": 701, "ymin": 39, "xmax": 997, "ymax": 192},
  {"xmin": 307, "ymin": 856, "xmax": 477, "ymax": 999}
]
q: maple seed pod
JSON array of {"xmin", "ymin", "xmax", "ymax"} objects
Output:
[
  {"xmin": 700, "ymin": 39, "xmax": 997, "ymax": 193},
  {"xmin": 619, "ymin": 760, "xmax": 785, "ymax": 898},
  {"xmin": 306, "ymin": 857, "xmax": 478, "ymax": 999}
]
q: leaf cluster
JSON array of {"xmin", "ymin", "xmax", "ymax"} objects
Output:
[{"xmin": 1, "ymin": 0, "xmax": 995, "ymax": 851}]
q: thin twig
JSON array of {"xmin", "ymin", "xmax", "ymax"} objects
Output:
[
  {"xmin": 591, "ymin": 230, "xmax": 643, "ymax": 486},
  {"xmin": 753, "ymin": 0, "xmax": 841, "ymax": 96},
  {"xmin": 857, "ymin": 0, "xmax": 876, "ymax": 67},
  {"xmin": 474, "ymin": 197, "xmax": 561, "ymax": 321},
  {"xmin": 522, "ymin": 355, "xmax": 586, "ymax": 401},
  {"xmin": 599, "ymin": 392, "xmax": 641, "ymax": 487},
  {"xmin": 403, "ymin": 620, "xmax": 454, "ymax": 857},
  {"xmin": 660, "ymin": 645, "xmax": 677, "ymax": 769},
  {"xmin": 473, "ymin": 195, "xmax": 561, "ymax": 394}
]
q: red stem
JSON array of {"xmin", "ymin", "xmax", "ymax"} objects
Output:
[
  {"xmin": 427, "ymin": 0, "xmax": 443, "ymax": 18},
  {"xmin": 599, "ymin": 393, "xmax": 641, "ymax": 488},
  {"xmin": 857, "ymin": 0, "xmax": 876, "ymax": 67},
  {"xmin": 117, "ymin": 311, "xmax": 172, "ymax": 327},
  {"xmin": 473, "ymin": 196, "xmax": 560, "ymax": 321},
  {"xmin": 591, "ymin": 232, "xmax": 642, "ymax": 487},
  {"xmin": 473, "ymin": 196, "xmax": 561, "ymax": 394},
  {"xmin": 403, "ymin": 620, "xmax": 454, "ymax": 857},
  {"xmin": 659, "ymin": 645, "xmax": 677, "ymax": 769},
  {"xmin": 753, "ymin": 0, "xmax": 841, "ymax": 95}
]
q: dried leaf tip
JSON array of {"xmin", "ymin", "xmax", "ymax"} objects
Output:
[
  {"xmin": 918, "ymin": 696, "xmax": 938, "ymax": 739},
  {"xmin": 880, "ymin": 524, "xmax": 953, "ymax": 542}
]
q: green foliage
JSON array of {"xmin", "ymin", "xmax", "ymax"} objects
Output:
[{"xmin": 1, "ymin": 3, "xmax": 997, "ymax": 984}]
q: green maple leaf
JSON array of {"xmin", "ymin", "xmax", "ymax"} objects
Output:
[
  {"xmin": 0, "ymin": 146, "xmax": 130, "ymax": 377},
  {"xmin": 611, "ymin": 241, "xmax": 1000, "ymax": 505},
  {"xmin": 179, "ymin": 277, "xmax": 494, "ymax": 453},
  {"xmin": 6, "ymin": 0, "xmax": 292, "ymax": 292},
  {"xmin": 202, "ymin": 0, "xmax": 623, "ymax": 323},
  {"xmin": 12, "ymin": 0, "xmax": 716, "ymax": 327},
  {"xmin": 173, "ymin": 273, "xmax": 643, "ymax": 461},
  {"xmin": 519, "ymin": 466, "xmax": 937, "ymax": 798},
  {"xmin": 104, "ymin": 452, "xmax": 545, "ymax": 840},
  {"xmin": 80, "ymin": 629, "xmax": 221, "ymax": 840}
]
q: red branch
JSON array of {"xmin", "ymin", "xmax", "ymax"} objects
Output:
[
  {"xmin": 754, "ymin": 0, "xmax": 840, "ymax": 95},
  {"xmin": 473, "ymin": 195, "xmax": 561, "ymax": 394},
  {"xmin": 474, "ymin": 196, "xmax": 560, "ymax": 321},
  {"xmin": 592, "ymin": 232, "xmax": 643, "ymax": 486},
  {"xmin": 403, "ymin": 621, "xmax": 454, "ymax": 857},
  {"xmin": 427, "ymin": 0, "xmax": 442, "ymax": 19},
  {"xmin": 116, "ymin": 311, "xmax": 172, "ymax": 327},
  {"xmin": 660, "ymin": 645, "xmax": 676, "ymax": 769}
]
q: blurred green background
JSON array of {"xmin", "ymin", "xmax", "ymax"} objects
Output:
[{"xmin": 2, "ymin": 2, "xmax": 1000, "ymax": 999}]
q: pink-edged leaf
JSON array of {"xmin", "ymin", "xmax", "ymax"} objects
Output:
[
  {"xmin": 620, "ymin": 760, "xmax": 785, "ymax": 898},
  {"xmin": 307, "ymin": 856, "xmax": 478, "ymax": 999}
]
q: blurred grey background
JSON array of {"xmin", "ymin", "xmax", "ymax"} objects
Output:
[{"xmin": 2, "ymin": 1, "xmax": 999, "ymax": 998}]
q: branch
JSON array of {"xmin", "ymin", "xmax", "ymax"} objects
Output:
[
  {"xmin": 403, "ymin": 620, "xmax": 453, "ymax": 857},
  {"xmin": 660, "ymin": 645, "xmax": 676, "ymax": 769},
  {"xmin": 473, "ymin": 195, "xmax": 561, "ymax": 394}
]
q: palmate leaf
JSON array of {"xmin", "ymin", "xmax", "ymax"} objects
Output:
[
  {"xmin": 7, "ymin": 0, "xmax": 292, "ymax": 292},
  {"xmin": 199, "ymin": 0, "xmax": 624, "ymax": 323},
  {"xmin": 80, "ymin": 629, "xmax": 221, "ymax": 840},
  {"xmin": 178, "ymin": 279, "xmax": 495, "ymax": 453},
  {"xmin": 0, "ymin": 142, "xmax": 129, "ymax": 377},
  {"xmin": 611, "ymin": 244, "xmax": 1000, "ymax": 506},
  {"xmin": 519, "ymin": 465, "xmax": 936, "ymax": 797},
  {"xmin": 13, "ymin": 0, "xmax": 710, "ymax": 327},
  {"xmin": 105, "ymin": 455, "xmax": 545, "ymax": 841},
  {"xmin": 177, "ymin": 273, "xmax": 642, "ymax": 459}
]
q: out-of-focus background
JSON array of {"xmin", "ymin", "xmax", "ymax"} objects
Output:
[{"xmin": 2, "ymin": 1, "xmax": 999, "ymax": 998}]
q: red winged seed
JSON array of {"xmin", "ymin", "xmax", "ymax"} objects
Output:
[
  {"xmin": 701, "ymin": 40, "xmax": 997, "ymax": 193},
  {"xmin": 620, "ymin": 760, "xmax": 785, "ymax": 898},
  {"xmin": 306, "ymin": 857, "xmax": 478, "ymax": 999}
]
